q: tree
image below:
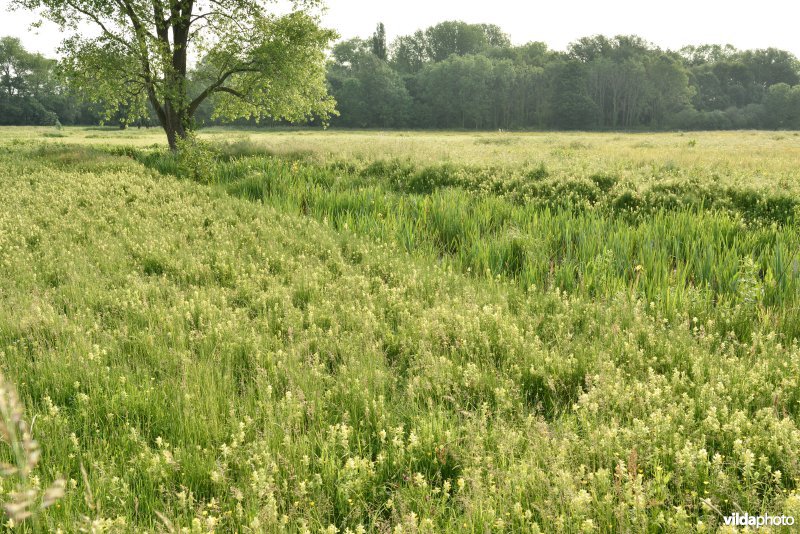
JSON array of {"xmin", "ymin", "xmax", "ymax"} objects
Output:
[
  {"xmin": 645, "ymin": 54, "xmax": 692, "ymax": 126},
  {"xmin": 417, "ymin": 54, "xmax": 494, "ymax": 129},
  {"xmin": 331, "ymin": 38, "xmax": 371, "ymax": 68},
  {"xmin": 13, "ymin": 0, "xmax": 338, "ymax": 149},
  {"xmin": 371, "ymin": 22, "xmax": 388, "ymax": 61},
  {"xmin": 569, "ymin": 35, "xmax": 613, "ymax": 63},
  {"xmin": 763, "ymin": 83, "xmax": 800, "ymax": 129},
  {"xmin": 740, "ymin": 48, "xmax": 800, "ymax": 88},
  {"xmin": 513, "ymin": 41, "xmax": 553, "ymax": 67},
  {"xmin": 328, "ymin": 38, "xmax": 411, "ymax": 128},
  {"xmin": 423, "ymin": 21, "xmax": 510, "ymax": 62},
  {"xmin": 679, "ymin": 44, "xmax": 738, "ymax": 66},
  {"xmin": 0, "ymin": 37, "xmax": 53, "ymax": 98},
  {"xmin": 548, "ymin": 61, "xmax": 599, "ymax": 129},
  {"xmin": 687, "ymin": 65, "xmax": 730, "ymax": 111},
  {"xmin": 0, "ymin": 36, "xmax": 61, "ymax": 125},
  {"xmin": 390, "ymin": 31, "xmax": 428, "ymax": 74}
]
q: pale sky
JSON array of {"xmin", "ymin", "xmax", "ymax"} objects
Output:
[{"xmin": 2, "ymin": 0, "xmax": 800, "ymax": 58}]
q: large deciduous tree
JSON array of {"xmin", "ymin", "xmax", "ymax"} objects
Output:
[{"xmin": 12, "ymin": 0, "xmax": 338, "ymax": 149}]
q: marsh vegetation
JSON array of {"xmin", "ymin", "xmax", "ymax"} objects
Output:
[{"xmin": 0, "ymin": 127, "xmax": 799, "ymax": 532}]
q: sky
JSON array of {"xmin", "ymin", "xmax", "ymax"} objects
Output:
[{"xmin": 2, "ymin": 0, "xmax": 800, "ymax": 58}]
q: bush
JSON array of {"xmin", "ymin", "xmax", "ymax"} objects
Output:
[{"xmin": 175, "ymin": 133, "xmax": 218, "ymax": 183}]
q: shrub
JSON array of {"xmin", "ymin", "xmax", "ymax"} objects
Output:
[{"xmin": 175, "ymin": 133, "xmax": 218, "ymax": 183}]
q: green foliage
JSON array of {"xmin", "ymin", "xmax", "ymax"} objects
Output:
[
  {"xmin": 119, "ymin": 134, "xmax": 800, "ymax": 341},
  {"xmin": 175, "ymin": 133, "xmax": 217, "ymax": 183},
  {"xmin": 370, "ymin": 22, "xmax": 388, "ymax": 61},
  {"xmin": 423, "ymin": 21, "xmax": 511, "ymax": 62},
  {"xmin": 0, "ymin": 37, "xmax": 98, "ymax": 126},
  {"xmin": 763, "ymin": 83, "xmax": 800, "ymax": 129},
  {"xmin": 5, "ymin": 19, "xmax": 800, "ymax": 132},
  {"xmin": 328, "ymin": 40, "xmax": 412, "ymax": 128},
  {"xmin": 203, "ymin": 12, "xmax": 338, "ymax": 126},
  {"xmin": 416, "ymin": 54, "xmax": 496, "ymax": 128},
  {"xmin": 11, "ymin": 0, "xmax": 337, "ymax": 148},
  {"xmin": 331, "ymin": 28, "xmax": 799, "ymax": 131},
  {"xmin": 549, "ymin": 62, "xmax": 600, "ymax": 129}
]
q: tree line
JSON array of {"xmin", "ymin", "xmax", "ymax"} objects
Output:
[
  {"xmin": 323, "ymin": 22, "xmax": 800, "ymax": 130},
  {"xmin": 0, "ymin": 36, "xmax": 102, "ymax": 126},
  {"xmin": 3, "ymin": 21, "xmax": 800, "ymax": 131}
]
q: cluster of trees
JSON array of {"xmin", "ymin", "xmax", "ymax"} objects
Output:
[
  {"xmin": 3, "ymin": 20, "xmax": 800, "ymax": 131},
  {"xmin": 0, "ymin": 37, "xmax": 101, "ymax": 126},
  {"xmin": 326, "ymin": 22, "xmax": 800, "ymax": 130}
]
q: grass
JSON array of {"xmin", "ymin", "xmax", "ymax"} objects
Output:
[
  {"xmin": 4, "ymin": 126, "xmax": 800, "ymax": 193},
  {"xmin": 134, "ymin": 144, "xmax": 800, "ymax": 340},
  {"xmin": 0, "ymin": 128, "xmax": 799, "ymax": 532}
]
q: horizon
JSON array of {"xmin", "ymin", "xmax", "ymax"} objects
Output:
[{"xmin": 2, "ymin": 0, "xmax": 800, "ymax": 59}]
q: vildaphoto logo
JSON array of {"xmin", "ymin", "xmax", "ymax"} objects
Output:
[{"xmin": 723, "ymin": 513, "xmax": 795, "ymax": 527}]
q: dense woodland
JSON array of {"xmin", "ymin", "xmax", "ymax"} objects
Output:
[
  {"xmin": 3, "ymin": 21, "xmax": 800, "ymax": 130},
  {"xmin": 0, "ymin": 36, "xmax": 100, "ymax": 125}
]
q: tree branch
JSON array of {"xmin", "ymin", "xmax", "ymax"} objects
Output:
[
  {"xmin": 187, "ymin": 64, "xmax": 258, "ymax": 115},
  {"xmin": 152, "ymin": 0, "xmax": 170, "ymax": 42},
  {"xmin": 63, "ymin": 0, "xmax": 132, "ymax": 51},
  {"xmin": 113, "ymin": 0, "xmax": 158, "ymax": 42},
  {"xmin": 110, "ymin": 0, "xmax": 164, "ymax": 123},
  {"xmin": 213, "ymin": 86, "xmax": 245, "ymax": 98}
]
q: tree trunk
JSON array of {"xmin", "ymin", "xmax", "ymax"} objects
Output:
[
  {"xmin": 161, "ymin": 99, "xmax": 190, "ymax": 151},
  {"xmin": 154, "ymin": 4, "xmax": 192, "ymax": 151}
]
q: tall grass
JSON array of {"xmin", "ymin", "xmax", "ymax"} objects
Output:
[
  {"xmin": 2, "ymin": 136, "xmax": 800, "ymax": 532},
  {"xmin": 131, "ymin": 148, "xmax": 800, "ymax": 341},
  {"xmin": 0, "ymin": 372, "xmax": 64, "ymax": 529}
]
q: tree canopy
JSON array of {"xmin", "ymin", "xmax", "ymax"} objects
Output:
[
  {"xmin": 0, "ymin": 36, "xmax": 102, "ymax": 125},
  {"xmin": 4, "ymin": 18, "xmax": 800, "ymax": 132},
  {"xmin": 12, "ymin": 0, "xmax": 338, "ymax": 148},
  {"xmin": 322, "ymin": 25, "xmax": 800, "ymax": 131}
]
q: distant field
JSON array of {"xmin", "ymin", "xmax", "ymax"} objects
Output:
[
  {"xmin": 4, "ymin": 126, "xmax": 800, "ymax": 193},
  {"xmin": 1, "ymin": 127, "xmax": 799, "ymax": 532}
]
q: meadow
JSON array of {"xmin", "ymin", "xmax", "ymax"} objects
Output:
[{"xmin": 0, "ymin": 126, "xmax": 799, "ymax": 532}]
